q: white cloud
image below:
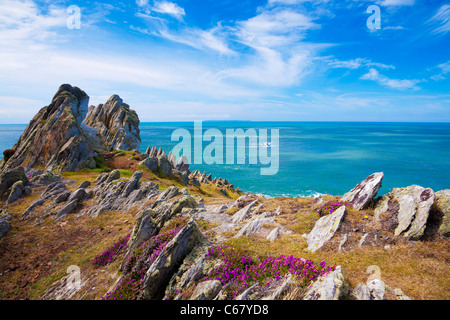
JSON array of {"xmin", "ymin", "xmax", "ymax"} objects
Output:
[
  {"xmin": 377, "ymin": 0, "xmax": 415, "ymax": 6},
  {"xmin": 428, "ymin": 4, "xmax": 450, "ymax": 35},
  {"xmin": 152, "ymin": 1, "xmax": 185, "ymax": 20},
  {"xmin": 360, "ymin": 68, "xmax": 420, "ymax": 90},
  {"xmin": 325, "ymin": 58, "xmax": 395, "ymax": 70}
]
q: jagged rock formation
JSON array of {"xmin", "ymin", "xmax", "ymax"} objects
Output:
[
  {"xmin": 1, "ymin": 85, "xmax": 97, "ymax": 172},
  {"xmin": 374, "ymin": 185, "xmax": 435, "ymax": 240},
  {"xmin": 1, "ymin": 84, "xmax": 140, "ymax": 173},
  {"xmin": 83, "ymin": 95, "xmax": 140, "ymax": 151},
  {"xmin": 342, "ymin": 172, "xmax": 384, "ymax": 210}
]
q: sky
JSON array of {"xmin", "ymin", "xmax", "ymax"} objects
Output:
[{"xmin": 0, "ymin": 0, "xmax": 449, "ymax": 123}]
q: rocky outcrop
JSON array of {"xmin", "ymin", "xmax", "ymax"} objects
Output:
[
  {"xmin": 374, "ymin": 185, "xmax": 435, "ymax": 240},
  {"xmin": 305, "ymin": 205, "xmax": 346, "ymax": 252},
  {"xmin": 1, "ymin": 84, "xmax": 141, "ymax": 173},
  {"xmin": 342, "ymin": 172, "xmax": 384, "ymax": 210},
  {"xmin": 1, "ymin": 84, "xmax": 98, "ymax": 173},
  {"xmin": 83, "ymin": 95, "xmax": 140, "ymax": 151}
]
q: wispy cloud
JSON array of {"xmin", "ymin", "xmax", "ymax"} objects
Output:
[
  {"xmin": 136, "ymin": 0, "xmax": 185, "ymax": 20},
  {"xmin": 360, "ymin": 68, "xmax": 420, "ymax": 90},
  {"xmin": 428, "ymin": 4, "xmax": 450, "ymax": 35},
  {"xmin": 377, "ymin": 0, "xmax": 415, "ymax": 6},
  {"xmin": 325, "ymin": 58, "xmax": 395, "ymax": 70}
]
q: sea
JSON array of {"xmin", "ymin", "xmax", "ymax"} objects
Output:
[{"xmin": 1, "ymin": 122, "xmax": 449, "ymax": 198}]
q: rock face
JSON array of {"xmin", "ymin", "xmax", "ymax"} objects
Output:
[
  {"xmin": 83, "ymin": 95, "xmax": 140, "ymax": 151},
  {"xmin": 1, "ymin": 84, "xmax": 98, "ymax": 172},
  {"xmin": 142, "ymin": 220, "xmax": 206, "ymax": 300},
  {"xmin": 1, "ymin": 84, "xmax": 141, "ymax": 173},
  {"xmin": 374, "ymin": 185, "xmax": 435, "ymax": 240},
  {"xmin": 342, "ymin": 172, "xmax": 384, "ymax": 210},
  {"xmin": 435, "ymin": 190, "xmax": 450, "ymax": 237},
  {"xmin": 306, "ymin": 205, "xmax": 346, "ymax": 252}
]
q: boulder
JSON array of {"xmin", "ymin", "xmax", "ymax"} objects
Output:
[
  {"xmin": 367, "ymin": 279, "xmax": 386, "ymax": 300},
  {"xmin": 139, "ymin": 157, "xmax": 158, "ymax": 172},
  {"xmin": 435, "ymin": 190, "xmax": 450, "ymax": 237},
  {"xmin": 176, "ymin": 155, "xmax": 189, "ymax": 172},
  {"xmin": 6, "ymin": 180, "xmax": 25, "ymax": 204},
  {"xmin": 342, "ymin": 172, "xmax": 384, "ymax": 210},
  {"xmin": 157, "ymin": 155, "xmax": 173, "ymax": 177},
  {"xmin": 303, "ymin": 266, "xmax": 348, "ymax": 300},
  {"xmin": 306, "ymin": 205, "xmax": 346, "ymax": 252},
  {"xmin": 0, "ymin": 210, "xmax": 12, "ymax": 240},
  {"xmin": 375, "ymin": 185, "xmax": 435, "ymax": 240},
  {"xmin": 30, "ymin": 171, "xmax": 62, "ymax": 186},
  {"xmin": 0, "ymin": 166, "xmax": 28, "ymax": 199},
  {"xmin": 190, "ymin": 280, "xmax": 222, "ymax": 300}
]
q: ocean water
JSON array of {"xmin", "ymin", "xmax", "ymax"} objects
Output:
[{"xmin": 1, "ymin": 122, "xmax": 449, "ymax": 198}]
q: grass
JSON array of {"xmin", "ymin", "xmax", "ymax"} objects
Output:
[{"xmin": 223, "ymin": 231, "xmax": 450, "ymax": 300}]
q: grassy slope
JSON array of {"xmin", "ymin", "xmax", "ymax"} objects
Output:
[{"xmin": 0, "ymin": 153, "xmax": 448, "ymax": 300}]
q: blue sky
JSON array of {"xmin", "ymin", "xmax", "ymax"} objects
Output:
[{"xmin": 0, "ymin": 0, "xmax": 449, "ymax": 123}]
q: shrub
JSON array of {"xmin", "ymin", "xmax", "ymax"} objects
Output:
[
  {"xmin": 101, "ymin": 217, "xmax": 188, "ymax": 300},
  {"xmin": 3, "ymin": 149, "xmax": 15, "ymax": 161},
  {"xmin": 92, "ymin": 234, "xmax": 130, "ymax": 266},
  {"xmin": 201, "ymin": 245, "xmax": 335, "ymax": 299},
  {"xmin": 317, "ymin": 200, "xmax": 352, "ymax": 216}
]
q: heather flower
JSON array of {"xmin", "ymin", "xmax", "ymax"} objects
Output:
[{"xmin": 317, "ymin": 200, "xmax": 352, "ymax": 216}]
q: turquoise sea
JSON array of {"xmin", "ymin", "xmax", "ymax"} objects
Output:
[{"xmin": 1, "ymin": 122, "xmax": 449, "ymax": 197}]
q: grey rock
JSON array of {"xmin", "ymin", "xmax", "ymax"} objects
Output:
[
  {"xmin": 262, "ymin": 274, "xmax": 293, "ymax": 300},
  {"xmin": 83, "ymin": 94, "xmax": 141, "ymax": 151},
  {"xmin": 158, "ymin": 155, "xmax": 173, "ymax": 177},
  {"xmin": 235, "ymin": 216, "xmax": 274, "ymax": 238},
  {"xmin": 338, "ymin": 234, "xmax": 348, "ymax": 252},
  {"xmin": 54, "ymin": 200, "xmax": 79, "ymax": 221},
  {"xmin": 342, "ymin": 172, "xmax": 384, "ymax": 210},
  {"xmin": 306, "ymin": 205, "xmax": 346, "ymax": 252},
  {"xmin": 0, "ymin": 210, "xmax": 11, "ymax": 240},
  {"xmin": 394, "ymin": 288, "xmax": 412, "ymax": 300},
  {"xmin": 78, "ymin": 181, "xmax": 91, "ymax": 189},
  {"xmin": 68, "ymin": 188, "xmax": 87, "ymax": 203},
  {"xmin": 175, "ymin": 155, "xmax": 189, "ymax": 172},
  {"xmin": 190, "ymin": 280, "xmax": 222, "ymax": 300},
  {"xmin": 142, "ymin": 220, "xmax": 206, "ymax": 300},
  {"xmin": 0, "ymin": 166, "xmax": 28, "ymax": 199},
  {"xmin": 375, "ymin": 185, "xmax": 435, "ymax": 240},
  {"xmin": 140, "ymin": 157, "xmax": 158, "ymax": 172},
  {"xmin": 54, "ymin": 191, "xmax": 71, "ymax": 204},
  {"xmin": 266, "ymin": 226, "xmax": 281, "ymax": 242},
  {"xmin": 105, "ymin": 169, "xmax": 121, "ymax": 183},
  {"xmin": 435, "ymin": 190, "xmax": 450, "ymax": 237},
  {"xmin": 352, "ymin": 283, "xmax": 371, "ymax": 300},
  {"xmin": 303, "ymin": 266, "xmax": 348, "ymax": 300},
  {"xmin": 231, "ymin": 200, "xmax": 258, "ymax": 223},
  {"xmin": 367, "ymin": 279, "xmax": 386, "ymax": 300},
  {"xmin": 6, "ymin": 180, "xmax": 24, "ymax": 204}
]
